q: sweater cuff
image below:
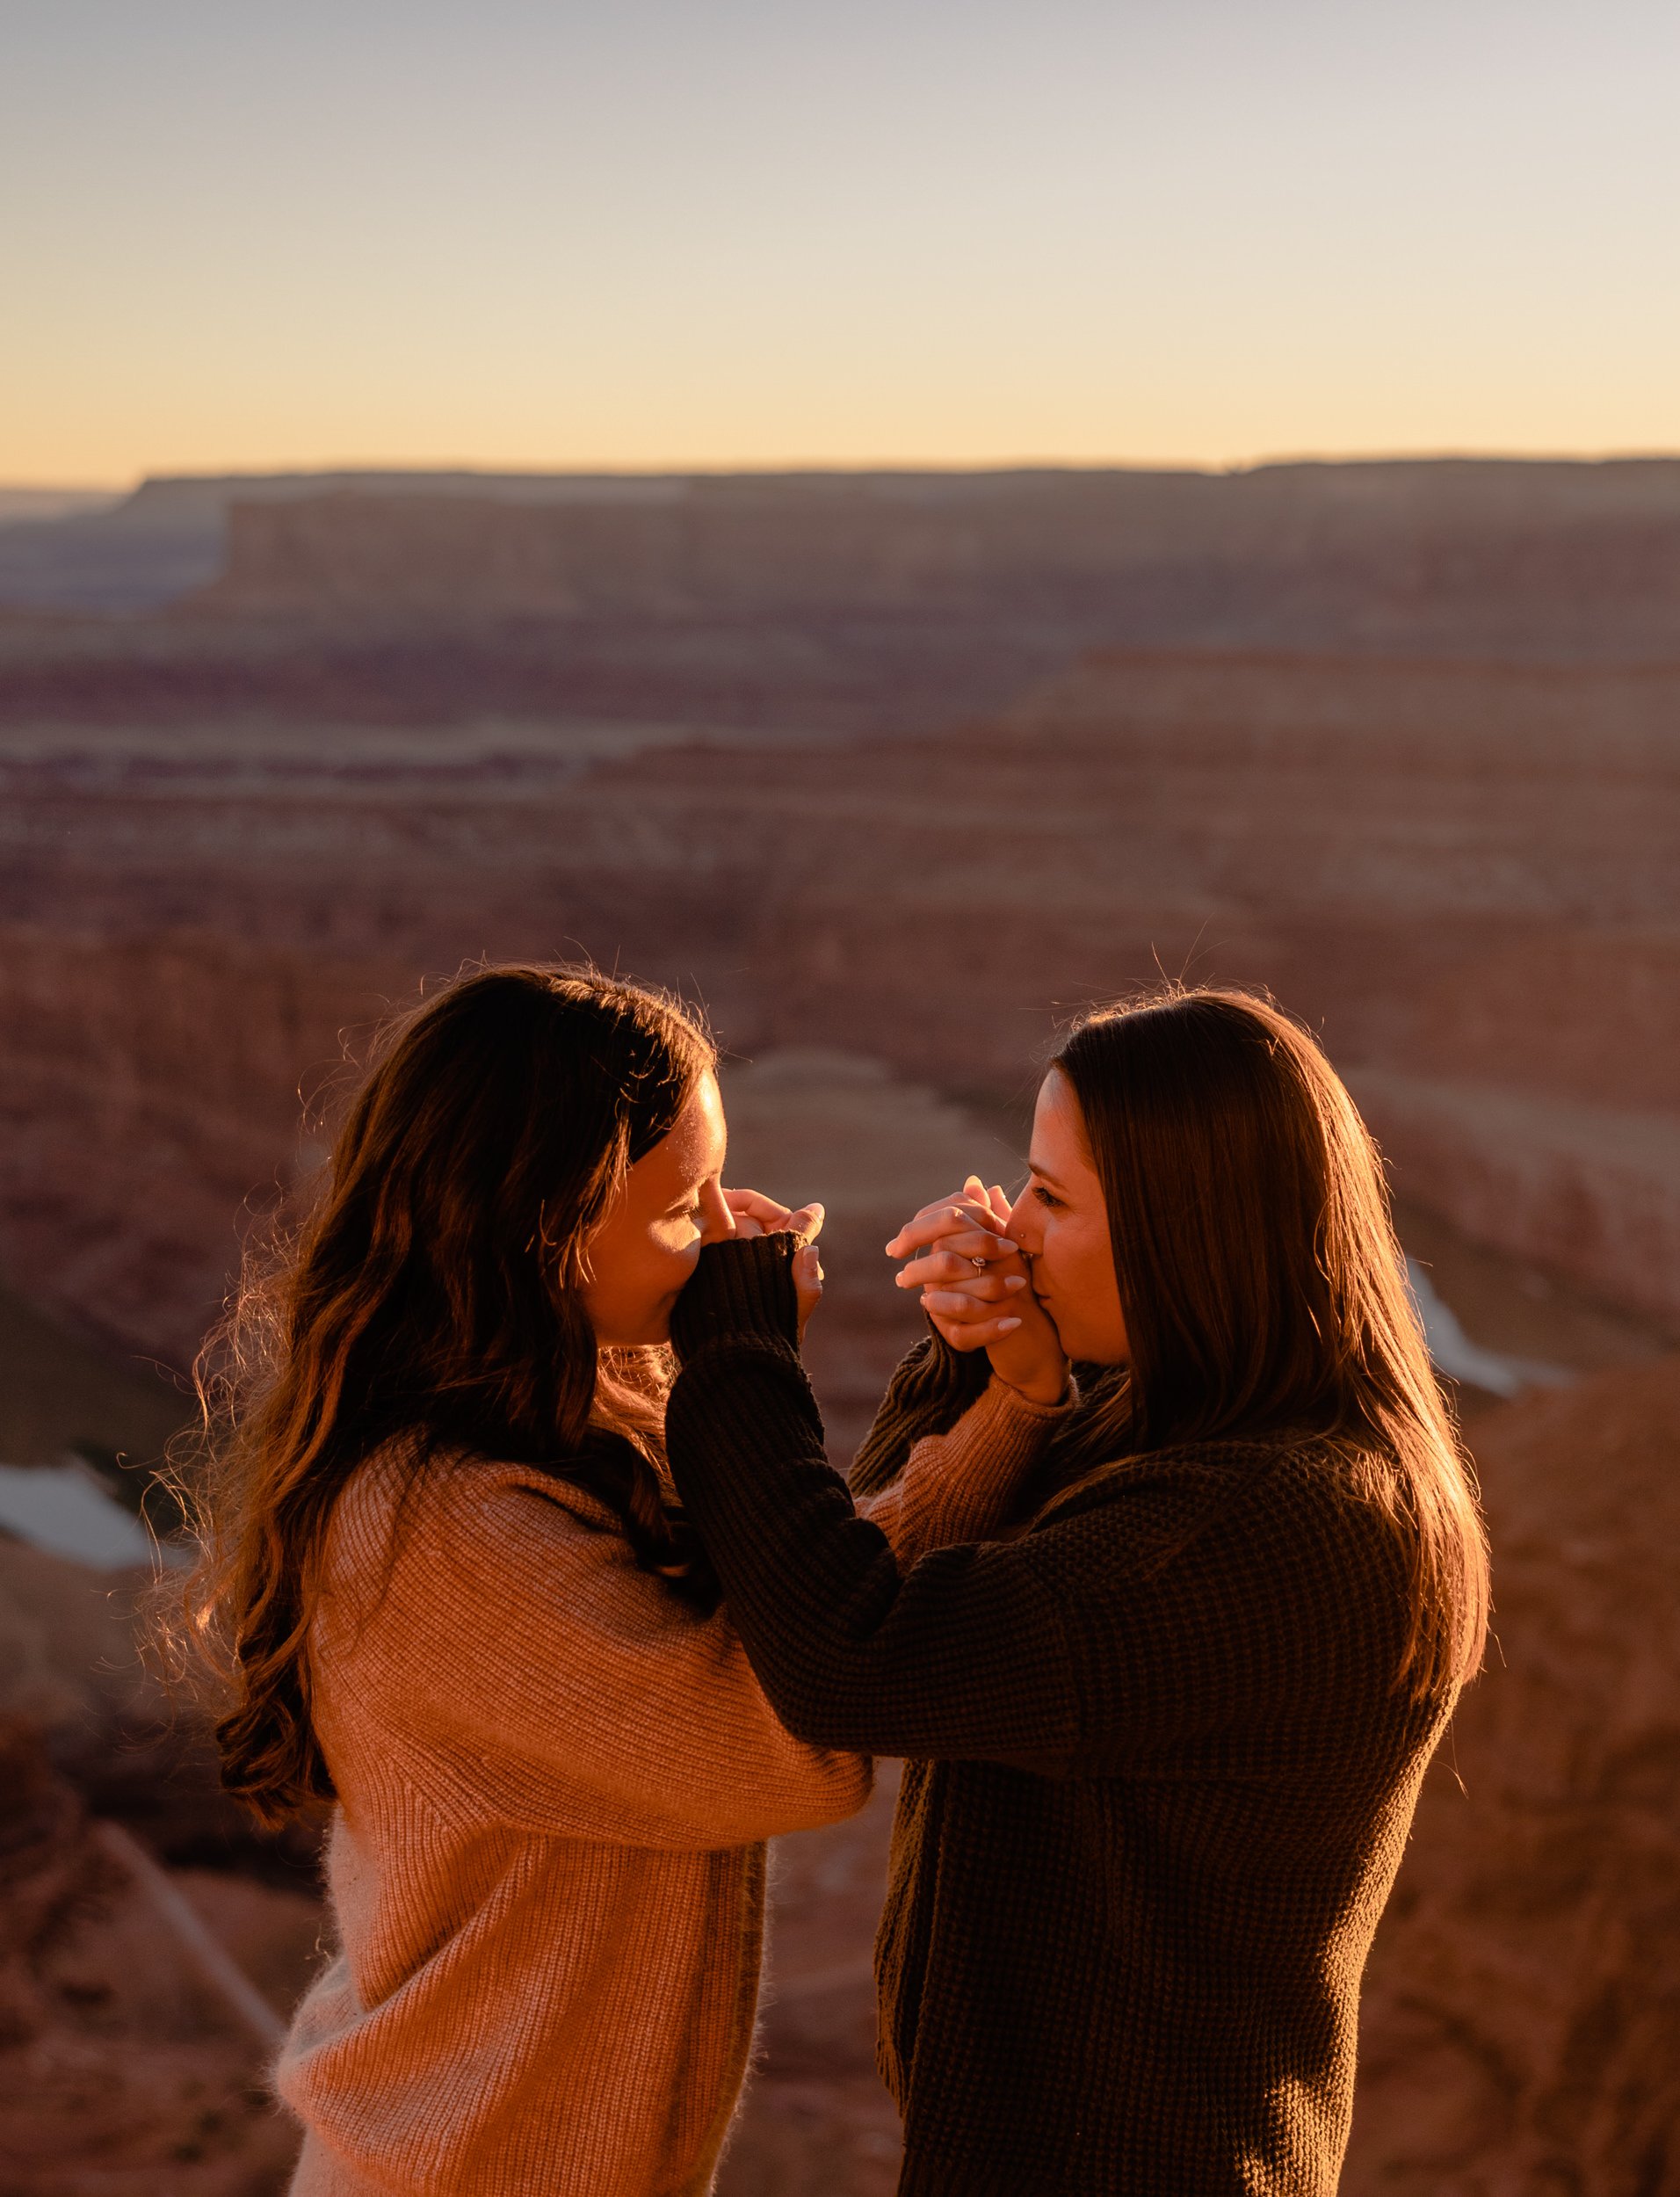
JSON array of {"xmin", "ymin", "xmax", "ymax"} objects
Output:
[{"xmin": 669, "ymin": 1233, "xmax": 801, "ymax": 1362}]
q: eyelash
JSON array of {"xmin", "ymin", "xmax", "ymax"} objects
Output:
[{"xmin": 1032, "ymin": 1185, "xmax": 1062, "ymax": 1210}]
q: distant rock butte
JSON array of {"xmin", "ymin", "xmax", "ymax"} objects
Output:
[{"xmin": 176, "ymin": 461, "xmax": 1680, "ymax": 657}]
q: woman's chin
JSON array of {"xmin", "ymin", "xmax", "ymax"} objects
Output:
[
  {"xmin": 1039, "ymin": 1302, "xmax": 1126, "ymax": 1368},
  {"xmin": 1038, "ymin": 1302, "xmax": 1076, "ymax": 1358}
]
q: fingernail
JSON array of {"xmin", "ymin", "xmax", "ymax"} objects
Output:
[
  {"xmin": 996, "ymin": 1317, "xmax": 1022, "ymax": 1333},
  {"xmin": 1003, "ymin": 1274, "xmax": 1026, "ymax": 1291}
]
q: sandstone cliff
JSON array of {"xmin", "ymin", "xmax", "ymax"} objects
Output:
[{"xmin": 183, "ymin": 462, "xmax": 1680, "ymax": 661}]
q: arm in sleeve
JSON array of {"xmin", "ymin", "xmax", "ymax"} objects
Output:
[
  {"xmin": 668, "ymin": 1342, "xmax": 1390, "ymax": 1772},
  {"xmin": 848, "ymin": 1330, "xmax": 991, "ymax": 1497},
  {"xmin": 861, "ymin": 1376, "xmax": 1075, "ymax": 1562},
  {"xmin": 664, "ymin": 1332, "xmax": 1084, "ymax": 1762},
  {"xmin": 664, "ymin": 1239, "xmax": 1358, "ymax": 1771},
  {"xmin": 331, "ymin": 1456, "xmax": 872, "ymax": 1849}
]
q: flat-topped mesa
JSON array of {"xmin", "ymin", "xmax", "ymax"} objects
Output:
[{"xmin": 168, "ymin": 460, "xmax": 1680, "ymax": 656}]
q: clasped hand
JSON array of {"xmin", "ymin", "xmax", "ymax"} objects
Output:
[
  {"xmin": 723, "ymin": 1187, "xmax": 824, "ymax": 1342},
  {"xmin": 886, "ymin": 1175, "xmax": 1068, "ymax": 1406}
]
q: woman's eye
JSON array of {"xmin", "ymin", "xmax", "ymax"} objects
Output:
[{"xmin": 1032, "ymin": 1185, "xmax": 1061, "ymax": 1210}]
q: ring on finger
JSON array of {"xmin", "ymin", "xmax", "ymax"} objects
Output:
[{"xmin": 970, "ymin": 1255, "xmax": 988, "ymax": 1272}]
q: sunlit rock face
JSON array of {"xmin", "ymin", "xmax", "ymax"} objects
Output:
[{"xmin": 1345, "ymin": 1354, "xmax": 1680, "ymax": 2195}]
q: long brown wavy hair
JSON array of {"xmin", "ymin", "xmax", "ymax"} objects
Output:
[
  {"xmin": 1042, "ymin": 987, "xmax": 1489, "ymax": 1700},
  {"xmin": 179, "ymin": 962, "xmax": 718, "ymax": 1829}
]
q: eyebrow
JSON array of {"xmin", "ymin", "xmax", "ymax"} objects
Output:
[{"xmin": 1026, "ymin": 1157, "xmax": 1068, "ymax": 1193}]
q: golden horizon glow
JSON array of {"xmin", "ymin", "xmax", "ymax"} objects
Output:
[{"xmin": 5, "ymin": 0, "xmax": 1678, "ymax": 488}]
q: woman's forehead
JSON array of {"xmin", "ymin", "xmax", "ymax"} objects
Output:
[
  {"xmin": 1033, "ymin": 1069, "xmax": 1096, "ymax": 1171},
  {"xmin": 659, "ymin": 1072, "xmax": 727, "ymax": 1181}
]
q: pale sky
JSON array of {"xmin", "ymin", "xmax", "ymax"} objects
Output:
[{"xmin": 4, "ymin": 0, "xmax": 1677, "ymax": 484}]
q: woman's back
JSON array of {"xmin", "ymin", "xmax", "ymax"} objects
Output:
[{"xmin": 280, "ymin": 1445, "xmax": 869, "ymax": 2197}]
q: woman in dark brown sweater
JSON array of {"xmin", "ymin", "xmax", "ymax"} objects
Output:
[{"xmin": 663, "ymin": 988, "xmax": 1489, "ymax": 2196}]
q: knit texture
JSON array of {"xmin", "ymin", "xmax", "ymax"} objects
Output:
[
  {"xmin": 277, "ymin": 1434, "xmax": 872, "ymax": 2197},
  {"xmin": 860, "ymin": 1374, "xmax": 1075, "ymax": 1559},
  {"xmin": 665, "ymin": 1240, "xmax": 1458, "ymax": 2197}
]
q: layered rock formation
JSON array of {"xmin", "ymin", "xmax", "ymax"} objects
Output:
[
  {"xmin": 1345, "ymin": 1354, "xmax": 1680, "ymax": 2194},
  {"xmin": 2, "ymin": 649, "xmax": 1674, "ymax": 1367},
  {"xmin": 8, "ymin": 457, "xmax": 1680, "ymax": 656},
  {"xmin": 3, "ymin": 465, "xmax": 1677, "ymax": 2191},
  {"xmin": 182, "ymin": 460, "xmax": 1680, "ymax": 655},
  {"xmin": 0, "ymin": 1719, "xmax": 318, "ymax": 2197}
]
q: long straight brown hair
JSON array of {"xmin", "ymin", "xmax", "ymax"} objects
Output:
[
  {"xmin": 1046, "ymin": 987, "xmax": 1488, "ymax": 1700},
  {"xmin": 180, "ymin": 962, "xmax": 718, "ymax": 1829}
]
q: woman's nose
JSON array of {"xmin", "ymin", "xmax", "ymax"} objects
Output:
[{"xmin": 699, "ymin": 1183, "xmax": 735, "ymax": 1243}]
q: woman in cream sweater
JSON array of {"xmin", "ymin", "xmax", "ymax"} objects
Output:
[{"xmin": 187, "ymin": 963, "xmax": 893, "ymax": 2196}]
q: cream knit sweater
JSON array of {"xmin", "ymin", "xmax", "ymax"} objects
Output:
[{"xmin": 278, "ymin": 1381, "xmax": 1059, "ymax": 2197}]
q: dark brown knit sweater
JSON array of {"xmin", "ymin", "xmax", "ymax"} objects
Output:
[{"xmin": 666, "ymin": 1236, "xmax": 1455, "ymax": 2196}]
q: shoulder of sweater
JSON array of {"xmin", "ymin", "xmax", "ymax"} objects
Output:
[
  {"xmin": 1027, "ymin": 1430, "xmax": 1391, "ymax": 1541},
  {"xmin": 326, "ymin": 1442, "xmax": 625, "ymax": 1583},
  {"xmin": 1016, "ymin": 1432, "xmax": 1406, "ymax": 1621}
]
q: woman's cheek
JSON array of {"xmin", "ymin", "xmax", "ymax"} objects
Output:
[{"xmin": 661, "ymin": 1228, "xmax": 705, "ymax": 1288}]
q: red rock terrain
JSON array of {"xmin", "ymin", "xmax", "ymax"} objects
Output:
[
  {"xmin": 2, "ymin": 472, "xmax": 1677, "ymax": 2190},
  {"xmin": 0, "ymin": 1719, "xmax": 319, "ymax": 2197},
  {"xmin": 1, "ymin": 648, "xmax": 1674, "ymax": 1367},
  {"xmin": 1345, "ymin": 1354, "xmax": 1680, "ymax": 2195}
]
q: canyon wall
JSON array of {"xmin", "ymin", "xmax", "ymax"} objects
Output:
[
  {"xmin": 2, "ymin": 647, "xmax": 1676, "ymax": 1368},
  {"xmin": 183, "ymin": 461, "xmax": 1680, "ymax": 642},
  {"xmin": 3, "ymin": 466, "xmax": 1676, "ymax": 2193},
  {"xmin": 1344, "ymin": 1353, "xmax": 1680, "ymax": 2194}
]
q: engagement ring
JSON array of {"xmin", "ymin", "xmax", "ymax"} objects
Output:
[{"xmin": 971, "ymin": 1256, "xmax": 988, "ymax": 1271}]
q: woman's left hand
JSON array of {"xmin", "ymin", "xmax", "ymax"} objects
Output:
[
  {"xmin": 887, "ymin": 1177, "xmax": 1068, "ymax": 1404},
  {"xmin": 724, "ymin": 1187, "xmax": 825, "ymax": 1342}
]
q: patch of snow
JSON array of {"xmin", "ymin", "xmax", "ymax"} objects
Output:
[
  {"xmin": 0, "ymin": 1460, "xmax": 186, "ymax": 1570},
  {"xmin": 1406, "ymin": 1260, "xmax": 1575, "ymax": 1400}
]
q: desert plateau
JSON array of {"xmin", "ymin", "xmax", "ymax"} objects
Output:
[{"xmin": 1, "ymin": 460, "xmax": 1677, "ymax": 2193}]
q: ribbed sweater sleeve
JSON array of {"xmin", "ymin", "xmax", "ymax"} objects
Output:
[
  {"xmin": 849, "ymin": 1332, "xmax": 992, "ymax": 1497},
  {"xmin": 859, "ymin": 1378, "xmax": 1074, "ymax": 1560},
  {"xmin": 666, "ymin": 1239, "xmax": 1082, "ymax": 1763},
  {"xmin": 318, "ymin": 1436, "xmax": 872, "ymax": 1850}
]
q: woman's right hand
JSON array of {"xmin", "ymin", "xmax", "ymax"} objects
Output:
[{"xmin": 886, "ymin": 1176, "xmax": 1069, "ymax": 1406}]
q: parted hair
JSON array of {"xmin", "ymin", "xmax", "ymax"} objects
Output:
[
  {"xmin": 1045, "ymin": 987, "xmax": 1489, "ymax": 1700},
  {"xmin": 182, "ymin": 962, "xmax": 719, "ymax": 1829}
]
